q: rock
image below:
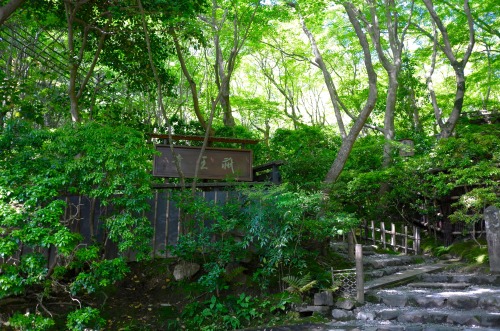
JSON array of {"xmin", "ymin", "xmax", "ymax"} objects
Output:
[
  {"xmin": 405, "ymin": 326, "xmax": 423, "ymax": 331},
  {"xmin": 376, "ymin": 309, "xmax": 400, "ymax": 320},
  {"xmin": 356, "ymin": 311, "xmax": 375, "ymax": 321},
  {"xmin": 479, "ymin": 313, "xmax": 500, "ymax": 327},
  {"xmin": 446, "ymin": 313, "xmax": 480, "ymax": 326},
  {"xmin": 479, "ymin": 295, "xmax": 500, "ymax": 311},
  {"xmin": 398, "ymin": 310, "xmax": 428, "ymax": 323},
  {"xmin": 296, "ymin": 305, "xmax": 330, "ymax": 317},
  {"xmin": 334, "ymin": 297, "xmax": 356, "ymax": 310},
  {"xmin": 314, "ymin": 291, "xmax": 333, "ymax": 306},
  {"xmin": 380, "ymin": 293, "xmax": 408, "ymax": 307},
  {"xmin": 173, "ymin": 262, "xmax": 200, "ymax": 281},
  {"xmin": 331, "ymin": 309, "xmax": 354, "ymax": 321},
  {"xmin": 376, "ymin": 326, "xmax": 405, "ymax": 331},
  {"xmin": 414, "ymin": 295, "xmax": 447, "ymax": 308},
  {"xmin": 447, "ymin": 295, "xmax": 479, "ymax": 309}
]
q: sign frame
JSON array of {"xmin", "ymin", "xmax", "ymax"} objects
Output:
[{"xmin": 153, "ymin": 145, "xmax": 253, "ymax": 181}]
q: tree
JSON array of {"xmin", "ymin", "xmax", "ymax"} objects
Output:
[
  {"xmin": 353, "ymin": 0, "xmax": 414, "ymax": 167},
  {"xmin": 420, "ymin": 0, "xmax": 475, "ymax": 138},
  {"xmin": 200, "ymin": 0, "xmax": 261, "ymax": 127},
  {"xmin": 323, "ymin": 1, "xmax": 378, "ymax": 185}
]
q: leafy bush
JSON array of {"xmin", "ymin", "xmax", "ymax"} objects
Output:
[
  {"xmin": 9, "ymin": 312, "xmax": 55, "ymax": 331},
  {"xmin": 0, "ymin": 119, "xmax": 155, "ymax": 328},
  {"xmin": 170, "ymin": 185, "xmax": 359, "ymax": 296},
  {"xmin": 270, "ymin": 126, "xmax": 341, "ymax": 189},
  {"xmin": 181, "ymin": 294, "xmax": 260, "ymax": 330},
  {"xmin": 66, "ymin": 307, "xmax": 106, "ymax": 331},
  {"xmin": 331, "ymin": 123, "xmax": 499, "ymax": 236}
]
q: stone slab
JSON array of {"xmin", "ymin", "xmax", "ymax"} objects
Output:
[
  {"xmin": 485, "ymin": 205, "xmax": 500, "ymax": 273},
  {"xmin": 365, "ymin": 264, "xmax": 445, "ymax": 291},
  {"xmin": 407, "ymin": 282, "xmax": 470, "ymax": 289}
]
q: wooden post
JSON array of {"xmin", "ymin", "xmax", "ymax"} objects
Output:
[
  {"xmin": 355, "ymin": 244, "xmax": 364, "ymax": 304},
  {"xmin": 381, "ymin": 222, "xmax": 386, "ymax": 249},
  {"xmin": 415, "ymin": 227, "xmax": 421, "ymax": 255},
  {"xmin": 391, "ymin": 223, "xmax": 396, "ymax": 249},
  {"xmin": 404, "ymin": 225, "xmax": 408, "ymax": 255},
  {"xmin": 371, "ymin": 220, "xmax": 375, "ymax": 244}
]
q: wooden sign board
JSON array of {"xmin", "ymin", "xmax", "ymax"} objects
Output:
[{"xmin": 153, "ymin": 145, "xmax": 253, "ymax": 181}]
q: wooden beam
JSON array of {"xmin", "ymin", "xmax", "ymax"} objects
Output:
[{"xmin": 148, "ymin": 133, "xmax": 260, "ymax": 145}]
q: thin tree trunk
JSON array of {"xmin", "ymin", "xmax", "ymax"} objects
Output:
[
  {"xmin": 169, "ymin": 28, "xmax": 213, "ymax": 135},
  {"xmin": 296, "ymin": 9, "xmax": 346, "ymax": 139}
]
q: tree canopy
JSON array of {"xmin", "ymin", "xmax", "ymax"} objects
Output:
[{"xmin": 0, "ymin": 0, "xmax": 499, "ymax": 329}]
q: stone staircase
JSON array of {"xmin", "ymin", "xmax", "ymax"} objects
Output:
[{"xmin": 327, "ymin": 244, "xmax": 500, "ymax": 330}]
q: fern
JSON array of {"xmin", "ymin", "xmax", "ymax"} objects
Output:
[{"xmin": 282, "ymin": 274, "xmax": 317, "ymax": 294}]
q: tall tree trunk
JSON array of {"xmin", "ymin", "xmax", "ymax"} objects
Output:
[
  {"xmin": 422, "ymin": 0, "xmax": 475, "ymax": 138},
  {"xmin": 382, "ymin": 71, "xmax": 398, "ymax": 168},
  {"xmin": 324, "ymin": 2, "xmax": 378, "ymax": 186},
  {"xmin": 361, "ymin": 0, "xmax": 413, "ymax": 168},
  {"xmin": 65, "ymin": 1, "xmax": 109, "ymax": 123}
]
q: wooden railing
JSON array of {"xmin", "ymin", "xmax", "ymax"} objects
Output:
[{"xmin": 359, "ymin": 220, "xmax": 421, "ymax": 255}]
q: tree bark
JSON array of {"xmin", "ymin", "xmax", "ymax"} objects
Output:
[
  {"xmin": 422, "ymin": 0, "xmax": 475, "ymax": 138},
  {"xmin": 169, "ymin": 28, "xmax": 213, "ymax": 135},
  {"xmin": 296, "ymin": 8, "xmax": 346, "ymax": 139},
  {"xmin": 324, "ymin": 2, "xmax": 378, "ymax": 186},
  {"xmin": 0, "ymin": 0, "xmax": 25, "ymax": 26},
  {"xmin": 204, "ymin": 0, "xmax": 258, "ymax": 128},
  {"xmin": 362, "ymin": 0, "xmax": 413, "ymax": 167}
]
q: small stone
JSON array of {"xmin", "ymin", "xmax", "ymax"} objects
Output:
[
  {"xmin": 381, "ymin": 293, "xmax": 408, "ymax": 307},
  {"xmin": 314, "ymin": 291, "xmax": 334, "ymax": 306},
  {"xmin": 335, "ymin": 297, "xmax": 356, "ymax": 310},
  {"xmin": 447, "ymin": 295, "xmax": 479, "ymax": 309},
  {"xmin": 357, "ymin": 311, "xmax": 375, "ymax": 321},
  {"xmin": 376, "ymin": 309, "xmax": 400, "ymax": 320},
  {"xmin": 173, "ymin": 262, "xmax": 200, "ymax": 281},
  {"xmin": 331, "ymin": 309, "xmax": 354, "ymax": 321}
]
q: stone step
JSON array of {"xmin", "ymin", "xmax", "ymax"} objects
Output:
[
  {"xmin": 363, "ymin": 254, "xmax": 424, "ymax": 269},
  {"xmin": 364, "ymin": 264, "xmax": 445, "ymax": 291},
  {"xmin": 407, "ymin": 282, "xmax": 470, "ymax": 289},
  {"xmin": 366, "ymin": 264, "xmax": 423, "ymax": 279},
  {"xmin": 353, "ymin": 304, "xmax": 500, "ymax": 328},
  {"xmin": 367, "ymin": 285, "xmax": 500, "ymax": 310},
  {"xmin": 418, "ymin": 273, "xmax": 500, "ymax": 286},
  {"xmin": 244, "ymin": 321, "xmax": 500, "ymax": 331}
]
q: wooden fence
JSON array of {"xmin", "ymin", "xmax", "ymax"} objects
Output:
[
  {"xmin": 62, "ymin": 188, "xmax": 240, "ymax": 261},
  {"xmin": 358, "ymin": 220, "xmax": 421, "ymax": 255}
]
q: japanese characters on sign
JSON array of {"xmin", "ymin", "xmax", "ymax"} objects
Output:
[{"xmin": 153, "ymin": 145, "xmax": 253, "ymax": 181}]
